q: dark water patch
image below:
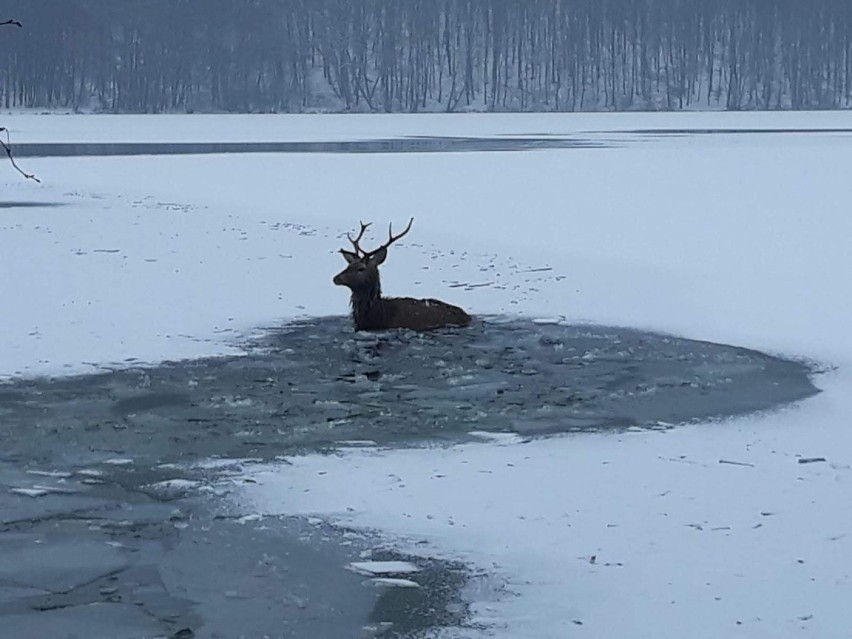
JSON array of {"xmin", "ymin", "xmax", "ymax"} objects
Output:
[
  {"xmin": 0, "ymin": 201, "xmax": 66, "ymax": 209},
  {"xmin": 364, "ymin": 549, "xmax": 468, "ymax": 637},
  {"xmin": 13, "ymin": 135, "xmax": 602, "ymax": 158},
  {"xmin": 252, "ymin": 317, "xmax": 817, "ymax": 442},
  {"xmin": 112, "ymin": 391, "xmax": 191, "ymax": 415},
  {"xmin": 619, "ymin": 127, "xmax": 852, "ymax": 136},
  {"xmin": 0, "ymin": 317, "xmax": 817, "ymax": 466}
]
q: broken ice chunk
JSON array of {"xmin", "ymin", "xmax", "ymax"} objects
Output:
[
  {"xmin": 367, "ymin": 578, "xmax": 421, "ymax": 588},
  {"xmin": 346, "ymin": 561, "xmax": 420, "ymax": 576}
]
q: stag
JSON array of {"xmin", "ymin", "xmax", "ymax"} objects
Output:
[{"xmin": 333, "ymin": 218, "xmax": 472, "ymax": 331}]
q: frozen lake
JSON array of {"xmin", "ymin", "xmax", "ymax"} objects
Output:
[
  {"xmin": 12, "ymin": 136, "xmax": 600, "ymax": 157},
  {"xmin": 10, "ymin": 123, "xmax": 852, "ymax": 159},
  {"xmin": 1, "ymin": 111, "xmax": 850, "ymax": 638}
]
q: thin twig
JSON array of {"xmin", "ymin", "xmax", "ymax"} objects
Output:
[
  {"xmin": 0, "ymin": 128, "xmax": 40, "ymax": 183},
  {"xmin": 1, "ymin": 19, "xmax": 23, "ymax": 28},
  {"xmin": 718, "ymin": 459, "xmax": 755, "ymax": 468}
]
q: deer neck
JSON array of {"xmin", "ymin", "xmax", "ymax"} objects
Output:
[{"xmin": 349, "ymin": 276, "xmax": 386, "ymax": 331}]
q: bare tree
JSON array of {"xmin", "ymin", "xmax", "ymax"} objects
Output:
[{"xmin": 2, "ymin": 17, "xmax": 38, "ymax": 181}]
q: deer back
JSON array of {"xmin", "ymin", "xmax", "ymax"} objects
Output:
[{"xmin": 381, "ymin": 297, "xmax": 472, "ymax": 331}]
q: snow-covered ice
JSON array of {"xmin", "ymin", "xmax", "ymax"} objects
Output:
[{"xmin": 2, "ymin": 111, "xmax": 851, "ymax": 637}]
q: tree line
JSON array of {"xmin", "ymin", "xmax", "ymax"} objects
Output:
[{"xmin": 2, "ymin": 0, "xmax": 852, "ymax": 113}]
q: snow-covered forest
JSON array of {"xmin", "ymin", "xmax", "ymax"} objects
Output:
[{"xmin": 3, "ymin": 0, "xmax": 852, "ymax": 113}]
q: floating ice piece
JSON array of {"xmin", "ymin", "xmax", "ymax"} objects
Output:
[
  {"xmin": 346, "ymin": 561, "xmax": 421, "ymax": 576},
  {"xmin": 149, "ymin": 478, "xmax": 200, "ymax": 490},
  {"xmin": 237, "ymin": 513, "xmax": 262, "ymax": 524},
  {"xmin": 33, "ymin": 484, "xmax": 76, "ymax": 494},
  {"xmin": 76, "ymin": 468, "xmax": 104, "ymax": 477},
  {"xmin": 337, "ymin": 440, "xmax": 378, "ymax": 447},
  {"xmin": 532, "ymin": 317, "xmax": 562, "ymax": 325},
  {"xmin": 193, "ymin": 457, "xmax": 260, "ymax": 470},
  {"xmin": 102, "ymin": 458, "xmax": 134, "ymax": 466},
  {"xmin": 9, "ymin": 487, "xmax": 51, "ymax": 498},
  {"xmin": 26, "ymin": 469, "xmax": 73, "ymax": 478},
  {"xmin": 468, "ymin": 430, "xmax": 524, "ymax": 445},
  {"xmin": 143, "ymin": 478, "xmax": 201, "ymax": 501},
  {"xmin": 368, "ymin": 578, "xmax": 421, "ymax": 588},
  {"xmin": 9, "ymin": 485, "xmax": 77, "ymax": 498},
  {"xmin": 362, "ymin": 622, "xmax": 394, "ymax": 636},
  {"xmin": 224, "ymin": 397, "xmax": 253, "ymax": 407}
]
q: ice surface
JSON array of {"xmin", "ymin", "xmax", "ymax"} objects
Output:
[
  {"xmin": 0, "ymin": 603, "xmax": 167, "ymax": 639},
  {"xmin": 0, "ymin": 538, "xmax": 130, "ymax": 593},
  {"xmin": 2, "ymin": 111, "xmax": 850, "ymax": 638}
]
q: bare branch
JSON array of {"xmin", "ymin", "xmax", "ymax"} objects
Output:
[
  {"xmin": 1, "ymin": 19, "xmax": 37, "ymax": 181},
  {"xmin": 0, "ymin": 128, "xmax": 40, "ymax": 183}
]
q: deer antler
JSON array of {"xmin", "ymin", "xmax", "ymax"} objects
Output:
[
  {"xmin": 365, "ymin": 217, "xmax": 414, "ymax": 256},
  {"xmin": 343, "ymin": 218, "xmax": 414, "ymax": 258},
  {"xmin": 346, "ymin": 221, "xmax": 372, "ymax": 256}
]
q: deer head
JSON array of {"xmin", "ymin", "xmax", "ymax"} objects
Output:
[
  {"xmin": 333, "ymin": 218, "xmax": 472, "ymax": 332},
  {"xmin": 332, "ymin": 218, "xmax": 413, "ymax": 292}
]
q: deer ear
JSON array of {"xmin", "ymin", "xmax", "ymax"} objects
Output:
[
  {"xmin": 368, "ymin": 246, "xmax": 388, "ymax": 266},
  {"xmin": 340, "ymin": 249, "xmax": 360, "ymax": 264}
]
